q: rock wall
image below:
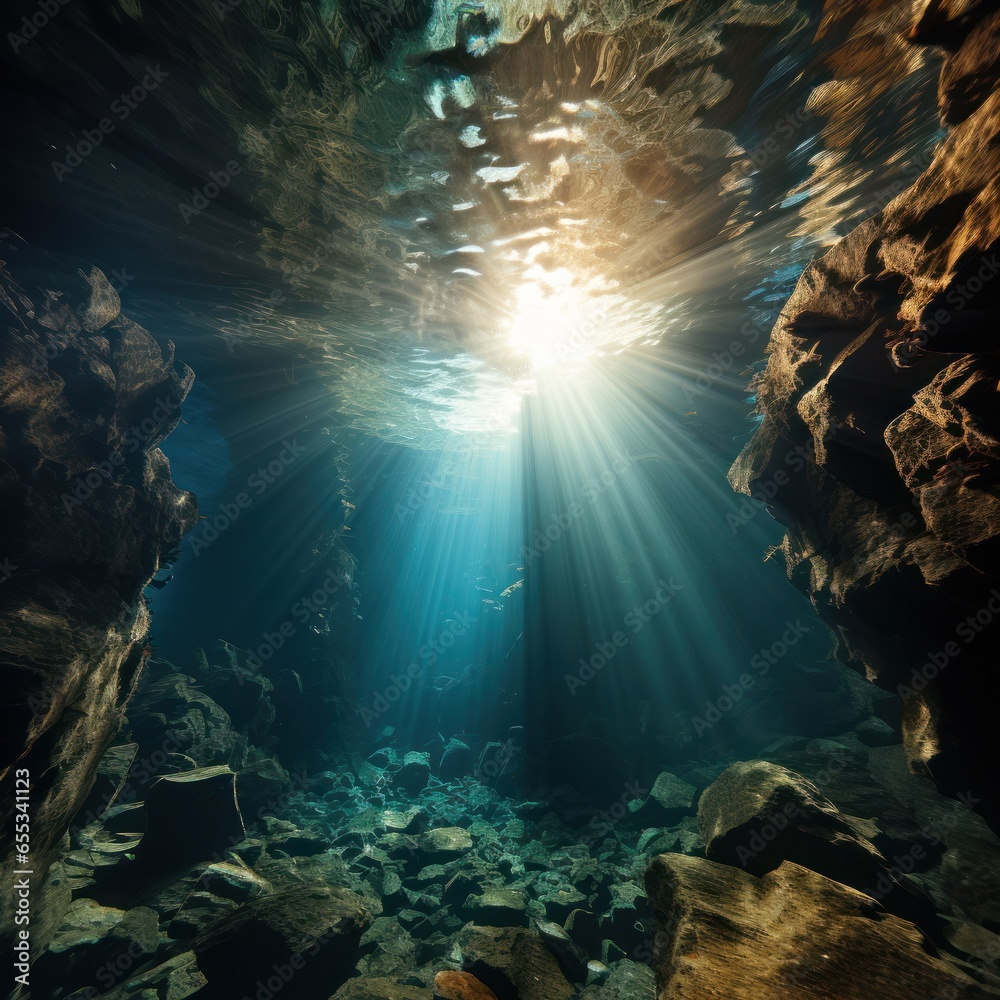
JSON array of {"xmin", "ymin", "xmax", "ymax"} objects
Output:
[
  {"xmin": 0, "ymin": 237, "xmax": 197, "ymax": 952},
  {"xmin": 730, "ymin": 0, "xmax": 1000, "ymax": 831}
]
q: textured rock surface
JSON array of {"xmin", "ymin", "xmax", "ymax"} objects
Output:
[
  {"xmin": 730, "ymin": 0, "xmax": 1000, "ymax": 829},
  {"xmin": 453, "ymin": 924, "xmax": 574, "ymax": 1000},
  {"xmin": 433, "ymin": 970, "xmax": 499, "ymax": 1000},
  {"xmin": 697, "ymin": 760, "xmax": 886, "ymax": 883},
  {"xmin": 31, "ymin": 900, "xmax": 163, "ymax": 997},
  {"xmin": 0, "ymin": 242, "xmax": 196, "ymax": 952},
  {"xmin": 645, "ymin": 853, "xmax": 1000, "ymax": 999},
  {"xmin": 194, "ymin": 883, "xmax": 372, "ymax": 997},
  {"xmin": 629, "ymin": 772, "xmax": 697, "ymax": 825}
]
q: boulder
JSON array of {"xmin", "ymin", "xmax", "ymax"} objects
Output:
[
  {"xmin": 32, "ymin": 900, "xmax": 163, "ymax": 998},
  {"xmin": 0, "ymin": 250, "xmax": 196, "ymax": 953},
  {"xmin": 194, "ymin": 883, "xmax": 371, "ymax": 997},
  {"xmin": 461, "ymin": 888, "xmax": 528, "ymax": 928},
  {"xmin": 385, "ymin": 806, "xmax": 427, "ymax": 833},
  {"xmin": 697, "ymin": 761, "xmax": 887, "ymax": 889},
  {"xmin": 600, "ymin": 960, "xmax": 656, "ymax": 998},
  {"xmin": 98, "ymin": 765, "xmax": 245, "ymax": 904},
  {"xmin": 355, "ymin": 916, "xmax": 418, "ymax": 978},
  {"xmin": 417, "ymin": 827, "xmax": 473, "ymax": 859},
  {"xmin": 100, "ymin": 952, "xmax": 207, "ymax": 1000},
  {"xmin": 535, "ymin": 919, "xmax": 588, "ymax": 982},
  {"xmin": 728, "ymin": 0, "xmax": 1000, "ymax": 831},
  {"xmin": 645, "ymin": 853, "xmax": 1000, "ymax": 998},
  {"xmin": 453, "ymin": 924, "xmax": 574, "ymax": 1000},
  {"xmin": 628, "ymin": 772, "xmax": 696, "ymax": 825}
]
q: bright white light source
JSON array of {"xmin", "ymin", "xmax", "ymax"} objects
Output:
[{"xmin": 505, "ymin": 268, "xmax": 663, "ymax": 370}]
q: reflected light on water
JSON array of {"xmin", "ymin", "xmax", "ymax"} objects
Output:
[{"xmin": 504, "ymin": 266, "xmax": 665, "ymax": 372}]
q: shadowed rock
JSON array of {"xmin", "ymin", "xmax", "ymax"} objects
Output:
[
  {"xmin": 0, "ymin": 243, "xmax": 196, "ymax": 953},
  {"xmin": 645, "ymin": 853, "xmax": 1000, "ymax": 999},
  {"xmin": 730, "ymin": 0, "xmax": 1000, "ymax": 831},
  {"xmin": 194, "ymin": 883, "xmax": 371, "ymax": 998}
]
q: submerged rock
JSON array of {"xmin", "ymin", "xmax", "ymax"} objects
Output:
[
  {"xmin": 461, "ymin": 888, "xmax": 528, "ymax": 928},
  {"xmin": 418, "ymin": 827, "xmax": 473, "ymax": 858},
  {"xmin": 645, "ymin": 853, "xmax": 1000, "ymax": 999},
  {"xmin": 386, "ymin": 806, "xmax": 427, "ymax": 833},
  {"xmin": 729, "ymin": 0, "xmax": 1000, "ymax": 831},
  {"xmin": 535, "ymin": 919, "xmax": 589, "ymax": 982},
  {"xmin": 856, "ymin": 716, "xmax": 898, "ymax": 748},
  {"xmin": 193, "ymin": 883, "xmax": 371, "ymax": 997},
  {"xmin": 433, "ymin": 970, "xmax": 499, "ymax": 999},
  {"xmin": 356, "ymin": 916, "xmax": 419, "ymax": 979},
  {"xmin": 453, "ymin": 924, "xmax": 574, "ymax": 1000},
  {"xmin": 628, "ymin": 772, "xmax": 697, "ymax": 825},
  {"xmin": 697, "ymin": 760, "xmax": 887, "ymax": 890},
  {"xmin": 101, "ymin": 952, "xmax": 207, "ymax": 999},
  {"xmin": 333, "ymin": 978, "xmax": 433, "ymax": 999},
  {"xmin": 47, "ymin": 898, "xmax": 128, "ymax": 951},
  {"xmin": 32, "ymin": 900, "xmax": 163, "ymax": 997},
  {"xmin": 439, "ymin": 739, "xmax": 475, "ymax": 782},
  {"xmin": 600, "ymin": 960, "xmax": 656, "ymax": 998},
  {"xmin": 0, "ymin": 249, "xmax": 196, "ymax": 951}
]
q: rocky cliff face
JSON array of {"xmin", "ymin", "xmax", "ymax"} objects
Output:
[
  {"xmin": 730, "ymin": 0, "xmax": 1000, "ymax": 830},
  {"xmin": 0, "ymin": 237, "xmax": 196, "ymax": 951}
]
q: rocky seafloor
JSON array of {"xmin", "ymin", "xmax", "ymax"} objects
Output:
[{"xmin": 25, "ymin": 646, "xmax": 1000, "ymax": 999}]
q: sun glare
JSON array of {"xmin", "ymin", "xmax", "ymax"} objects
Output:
[{"xmin": 505, "ymin": 267, "xmax": 663, "ymax": 371}]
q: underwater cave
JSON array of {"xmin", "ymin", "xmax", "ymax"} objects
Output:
[{"xmin": 2, "ymin": 0, "xmax": 1000, "ymax": 996}]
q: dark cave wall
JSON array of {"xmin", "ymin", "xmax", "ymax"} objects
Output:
[
  {"xmin": 731, "ymin": 0, "xmax": 1000, "ymax": 829},
  {"xmin": 0, "ymin": 240, "xmax": 197, "ymax": 950}
]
